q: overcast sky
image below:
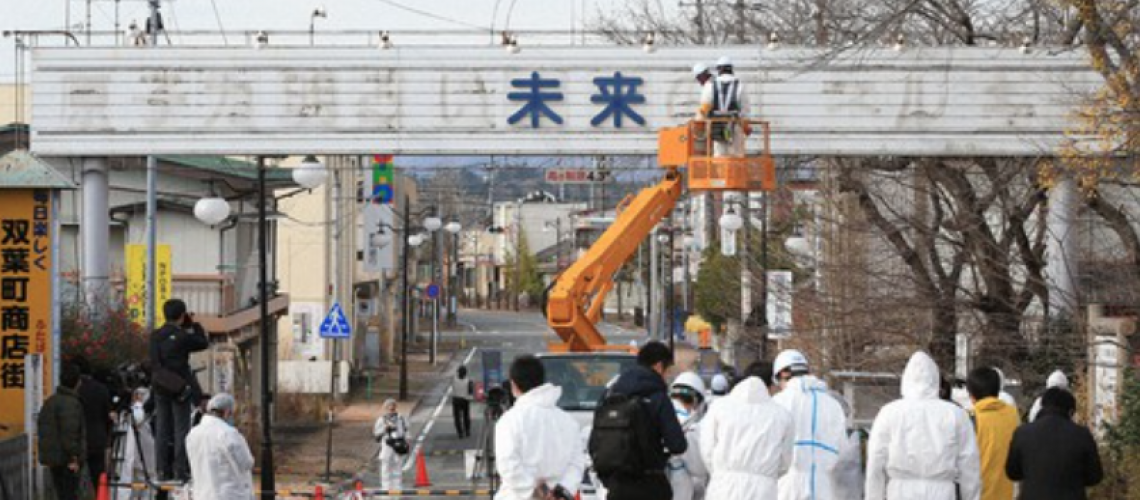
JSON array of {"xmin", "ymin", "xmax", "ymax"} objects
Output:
[{"xmin": 1, "ymin": 0, "xmax": 680, "ymax": 83}]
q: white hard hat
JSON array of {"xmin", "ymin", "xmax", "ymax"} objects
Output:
[
  {"xmin": 671, "ymin": 371, "xmax": 707, "ymax": 396},
  {"xmin": 207, "ymin": 393, "xmax": 235, "ymax": 413},
  {"xmin": 716, "ymin": 56, "xmax": 733, "ymax": 68},
  {"xmin": 710, "ymin": 374, "xmax": 729, "ymax": 393},
  {"xmin": 692, "ymin": 62, "xmax": 710, "ymax": 76},
  {"xmin": 773, "ymin": 349, "xmax": 810, "ymax": 378}
]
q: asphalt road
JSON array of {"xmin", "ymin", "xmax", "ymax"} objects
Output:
[{"xmin": 350, "ymin": 309, "xmax": 643, "ymax": 499}]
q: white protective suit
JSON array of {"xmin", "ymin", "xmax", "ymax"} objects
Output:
[
  {"xmin": 373, "ymin": 412, "xmax": 408, "ymax": 491},
  {"xmin": 698, "ymin": 73, "xmax": 750, "ymax": 157},
  {"xmin": 493, "ymin": 383, "xmax": 585, "ymax": 500},
  {"xmin": 995, "ymin": 368, "xmax": 1018, "ymax": 408},
  {"xmin": 1028, "ymin": 370, "xmax": 1070, "ymax": 422},
  {"xmin": 668, "ymin": 399, "xmax": 709, "ymax": 500},
  {"xmin": 773, "ymin": 375, "xmax": 852, "ymax": 500},
  {"xmin": 700, "ymin": 377, "xmax": 794, "ymax": 499},
  {"xmin": 865, "ymin": 352, "xmax": 982, "ymax": 500},
  {"xmin": 185, "ymin": 414, "xmax": 255, "ymax": 500}
]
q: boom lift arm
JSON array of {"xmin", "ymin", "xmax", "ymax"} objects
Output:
[
  {"xmin": 545, "ymin": 119, "xmax": 774, "ymax": 352},
  {"xmin": 545, "ymin": 170, "xmax": 684, "ymax": 352}
]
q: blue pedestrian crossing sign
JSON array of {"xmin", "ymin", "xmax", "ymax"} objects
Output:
[{"xmin": 319, "ymin": 303, "xmax": 352, "ymax": 339}]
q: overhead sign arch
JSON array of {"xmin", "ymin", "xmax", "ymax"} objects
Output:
[{"xmin": 30, "ymin": 46, "xmax": 1097, "ymax": 156}]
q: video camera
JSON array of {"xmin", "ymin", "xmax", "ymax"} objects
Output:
[
  {"xmin": 484, "ymin": 384, "xmax": 511, "ymax": 421},
  {"xmin": 110, "ymin": 362, "xmax": 151, "ymax": 412}
]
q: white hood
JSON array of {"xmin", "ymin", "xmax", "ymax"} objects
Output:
[
  {"xmin": 727, "ymin": 377, "xmax": 772, "ymax": 405},
  {"xmin": 901, "ymin": 352, "xmax": 940, "ymax": 400},
  {"xmin": 1046, "ymin": 370, "xmax": 1069, "ymax": 389},
  {"xmin": 516, "ymin": 383, "xmax": 562, "ymax": 408}
]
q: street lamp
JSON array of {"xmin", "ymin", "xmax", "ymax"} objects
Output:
[
  {"xmin": 373, "ymin": 199, "xmax": 439, "ymax": 401},
  {"xmin": 193, "ymin": 196, "xmax": 231, "ymax": 226},
  {"xmin": 309, "ymin": 6, "xmax": 327, "ymax": 46},
  {"xmin": 192, "ymin": 156, "xmax": 327, "ymax": 500},
  {"xmin": 293, "ymin": 155, "xmax": 327, "ymax": 189},
  {"xmin": 445, "ymin": 220, "xmax": 462, "ymax": 327}
]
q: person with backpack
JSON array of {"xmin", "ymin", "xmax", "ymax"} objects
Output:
[
  {"xmin": 373, "ymin": 399, "xmax": 409, "ymax": 491},
  {"xmin": 592, "ymin": 341, "xmax": 687, "ymax": 500},
  {"xmin": 494, "ymin": 355, "xmax": 583, "ymax": 500},
  {"xmin": 700, "ymin": 361, "xmax": 793, "ymax": 500},
  {"xmin": 668, "ymin": 372, "xmax": 709, "ymax": 500},
  {"xmin": 452, "ymin": 365, "xmax": 475, "ymax": 438},
  {"xmin": 697, "ymin": 56, "xmax": 751, "ymax": 157}
]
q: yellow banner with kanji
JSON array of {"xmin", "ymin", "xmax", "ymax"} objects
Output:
[
  {"xmin": 0, "ymin": 189, "xmax": 54, "ymax": 439},
  {"xmin": 126, "ymin": 244, "xmax": 172, "ymax": 327}
]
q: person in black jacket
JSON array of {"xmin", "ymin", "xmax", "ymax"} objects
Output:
[
  {"xmin": 1006, "ymin": 388, "xmax": 1103, "ymax": 500},
  {"xmin": 72, "ymin": 356, "xmax": 113, "ymax": 487},
  {"xmin": 37, "ymin": 363, "xmax": 86, "ymax": 500},
  {"xmin": 149, "ymin": 299, "xmax": 209, "ymax": 481},
  {"xmin": 605, "ymin": 341, "xmax": 687, "ymax": 500}
]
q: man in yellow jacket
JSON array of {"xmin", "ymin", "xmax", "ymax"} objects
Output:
[{"xmin": 968, "ymin": 367, "xmax": 1020, "ymax": 500}]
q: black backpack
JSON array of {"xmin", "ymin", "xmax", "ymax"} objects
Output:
[{"xmin": 588, "ymin": 391, "xmax": 659, "ymax": 481}]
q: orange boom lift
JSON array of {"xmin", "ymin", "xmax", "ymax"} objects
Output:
[{"xmin": 545, "ymin": 119, "xmax": 776, "ymax": 352}]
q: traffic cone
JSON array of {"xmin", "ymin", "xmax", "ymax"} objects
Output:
[
  {"xmin": 575, "ymin": 491, "xmax": 582, "ymax": 500},
  {"xmin": 95, "ymin": 473, "xmax": 109, "ymax": 500},
  {"xmin": 313, "ymin": 485, "xmax": 324, "ymax": 500},
  {"xmin": 414, "ymin": 448, "xmax": 432, "ymax": 487}
]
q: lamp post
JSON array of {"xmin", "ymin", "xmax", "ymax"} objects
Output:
[
  {"xmin": 308, "ymin": 6, "xmax": 327, "ymax": 46},
  {"xmin": 657, "ymin": 227, "xmax": 675, "ymax": 354},
  {"xmin": 445, "ymin": 220, "xmax": 462, "ymax": 327},
  {"xmin": 718, "ymin": 194, "xmax": 770, "ymax": 365},
  {"xmin": 372, "ymin": 198, "xmax": 438, "ymax": 401},
  {"xmin": 194, "ymin": 156, "xmax": 327, "ymax": 500}
]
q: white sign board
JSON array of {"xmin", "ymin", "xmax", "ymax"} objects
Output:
[
  {"xmin": 363, "ymin": 204, "xmax": 396, "ymax": 273},
  {"xmin": 30, "ymin": 46, "xmax": 1098, "ymax": 156},
  {"xmin": 767, "ymin": 271, "xmax": 794, "ymax": 339}
]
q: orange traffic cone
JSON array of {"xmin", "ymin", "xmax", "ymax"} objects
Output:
[
  {"xmin": 95, "ymin": 473, "xmax": 109, "ymax": 500},
  {"xmin": 414, "ymin": 448, "xmax": 432, "ymax": 487},
  {"xmin": 313, "ymin": 485, "xmax": 324, "ymax": 500},
  {"xmin": 575, "ymin": 491, "xmax": 582, "ymax": 500}
]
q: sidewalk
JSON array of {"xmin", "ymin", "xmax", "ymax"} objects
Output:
[{"xmin": 271, "ymin": 340, "xmax": 466, "ymax": 493}]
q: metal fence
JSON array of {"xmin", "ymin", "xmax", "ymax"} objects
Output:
[{"xmin": 0, "ymin": 434, "xmax": 29, "ymax": 500}]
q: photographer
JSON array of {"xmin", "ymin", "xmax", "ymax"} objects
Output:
[{"xmin": 149, "ymin": 299, "xmax": 209, "ymax": 482}]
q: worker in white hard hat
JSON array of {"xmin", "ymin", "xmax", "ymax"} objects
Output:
[
  {"xmin": 770, "ymin": 350, "xmax": 857, "ymax": 500},
  {"xmin": 707, "ymin": 374, "xmax": 730, "ymax": 408},
  {"xmin": 1028, "ymin": 369, "xmax": 1069, "ymax": 422},
  {"xmin": 697, "ymin": 56, "xmax": 750, "ymax": 157},
  {"xmin": 692, "ymin": 62, "xmax": 713, "ymax": 86},
  {"xmin": 668, "ymin": 372, "xmax": 710, "ymax": 500}
]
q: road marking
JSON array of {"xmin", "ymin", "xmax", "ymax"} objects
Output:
[{"xmin": 404, "ymin": 342, "xmax": 479, "ymax": 471}]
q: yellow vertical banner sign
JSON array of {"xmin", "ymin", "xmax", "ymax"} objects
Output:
[
  {"xmin": 0, "ymin": 189, "xmax": 54, "ymax": 439},
  {"xmin": 126, "ymin": 244, "xmax": 172, "ymax": 327}
]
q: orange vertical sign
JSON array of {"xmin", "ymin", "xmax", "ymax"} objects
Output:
[{"xmin": 0, "ymin": 189, "xmax": 54, "ymax": 439}]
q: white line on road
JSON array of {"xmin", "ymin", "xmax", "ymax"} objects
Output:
[{"xmin": 404, "ymin": 328, "xmax": 479, "ymax": 471}]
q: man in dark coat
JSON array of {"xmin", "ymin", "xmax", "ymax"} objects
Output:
[
  {"xmin": 1006, "ymin": 388, "xmax": 1103, "ymax": 500},
  {"xmin": 603, "ymin": 341, "xmax": 687, "ymax": 500},
  {"xmin": 149, "ymin": 298, "xmax": 209, "ymax": 481},
  {"xmin": 73, "ymin": 356, "xmax": 113, "ymax": 487},
  {"xmin": 38, "ymin": 363, "xmax": 87, "ymax": 500}
]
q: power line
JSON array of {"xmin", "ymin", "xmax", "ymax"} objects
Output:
[
  {"xmin": 368, "ymin": 0, "xmax": 491, "ymax": 31},
  {"xmin": 209, "ymin": 0, "xmax": 228, "ymax": 45}
]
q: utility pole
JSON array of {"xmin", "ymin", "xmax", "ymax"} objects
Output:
[
  {"xmin": 738, "ymin": 193, "xmax": 751, "ymax": 369},
  {"xmin": 399, "ymin": 195, "xmax": 411, "ymax": 401},
  {"xmin": 758, "ymin": 192, "xmax": 770, "ymax": 361},
  {"xmin": 735, "ymin": 0, "xmax": 747, "ymax": 43}
]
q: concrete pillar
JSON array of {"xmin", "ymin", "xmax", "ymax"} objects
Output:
[
  {"xmin": 1046, "ymin": 177, "xmax": 1079, "ymax": 317},
  {"xmin": 81, "ymin": 157, "xmax": 110, "ymax": 307}
]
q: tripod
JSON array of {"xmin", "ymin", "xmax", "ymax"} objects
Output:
[
  {"xmin": 108, "ymin": 407, "xmax": 155, "ymax": 500},
  {"xmin": 471, "ymin": 403, "xmax": 504, "ymax": 495}
]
